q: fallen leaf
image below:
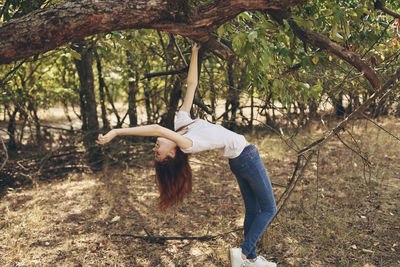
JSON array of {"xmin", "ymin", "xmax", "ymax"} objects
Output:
[
  {"xmin": 362, "ymin": 249, "xmax": 374, "ymax": 254},
  {"xmin": 111, "ymin": 216, "xmax": 121, "ymax": 222}
]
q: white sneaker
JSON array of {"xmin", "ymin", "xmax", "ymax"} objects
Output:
[
  {"xmin": 229, "ymin": 248, "xmax": 246, "ymax": 267},
  {"xmin": 244, "ymin": 256, "xmax": 277, "ymax": 267}
]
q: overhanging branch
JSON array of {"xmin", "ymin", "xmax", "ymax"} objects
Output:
[
  {"xmin": 0, "ymin": 0, "xmax": 307, "ymax": 65},
  {"xmin": 374, "ymin": 0, "xmax": 400, "ymax": 19},
  {"xmin": 268, "ymin": 10, "xmax": 381, "ymax": 90}
]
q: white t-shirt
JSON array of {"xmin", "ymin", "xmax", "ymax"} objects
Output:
[{"xmin": 174, "ymin": 111, "xmax": 247, "ymax": 159}]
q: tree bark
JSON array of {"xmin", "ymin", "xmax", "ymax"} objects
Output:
[
  {"xmin": 162, "ymin": 76, "xmax": 183, "ymax": 130},
  {"xmin": 127, "ymin": 80, "xmax": 138, "ymax": 127},
  {"xmin": 126, "ymin": 50, "xmax": 139, "ymax": 127},
  {"xmin": 72, "ymin": 40, "xmax": 102, "ymax": 169},
  {"xmin": 0, "ymin": 0, "xmax": 307, "ymax": 65},
  {"xmin": 7, "ymin": 108, "xmax": 18, "ymax": 151},
  {"xmin": 223, "ymin": 60, "xmax": 240, "ymax": 129},
  {"xmin": 94, "ymin": 49, "xmax": 110, "ymax": 131}
]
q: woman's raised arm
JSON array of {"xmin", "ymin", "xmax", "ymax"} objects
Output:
[
  {"xmin": 179, "ymin": 43, "xmax": 200, "ymax": 114},
  {"xmin": 96, "ymin": 124, "xmax": 192, "ymax": 149}
]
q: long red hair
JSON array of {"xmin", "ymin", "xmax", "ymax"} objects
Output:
[{"xmin": 154, "ymin": 147, "xmax": 192, "ymax": 211}]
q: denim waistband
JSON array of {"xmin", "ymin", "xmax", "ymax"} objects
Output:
[{"xmin": 230, "ymin": 144, "xmax": 257, "ymax": 162}]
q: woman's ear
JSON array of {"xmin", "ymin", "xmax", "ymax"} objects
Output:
[{"xmin": 168, "ymin": 148, "xmax": 177, "ymax": 158}]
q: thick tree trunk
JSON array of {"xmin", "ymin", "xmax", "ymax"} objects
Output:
[
  {"xmin": 72, "ymin": 40, "xmax": 102, "ymax": 169},
  {"xmin": 73, "ymin": 43, "xmax": 99, "ymax": 132},
  {"xmin": 0, "ymin": 0, "xmax": 306, "ymax": 65}
]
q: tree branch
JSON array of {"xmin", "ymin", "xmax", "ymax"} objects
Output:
[
  {"xmin": 143, "ymin": 67, "xmax": 189, "ymax": 80},
  {"xmin": 374, "ymin": 0, "xmax": 400, "ymax": 19},
  {"xmin": 0, "ymin": 0, "xmax": 307, "ymax": 65},
  {"xmin": 109, "ymin": 227, "xmax": 243, "ymax": 244},
  {"xmin": 0, "ymin": 136, "xmax": 8, "ymax": 171},
  {"xmin": 268, "ymin": 10, "xmax": 381, "ymax": 90}
]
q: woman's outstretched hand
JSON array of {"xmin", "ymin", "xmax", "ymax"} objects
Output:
[
  {"xmin": 192, "ymin": 42, "xmax": 201, "ymax": 52},
  {"xmin": 96, "ymin": 129, "xmax": 117, "ymax": 145}
]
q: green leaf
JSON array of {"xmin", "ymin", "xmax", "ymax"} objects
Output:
[
  {"xmin": 217, "ymin": 25, "xmax": 226, "ymax": 37},
  {"xmin": 311, "ymin": 84, "xmax": 323, "ymax": 98},
  {"xmin": 248, "ymin": 31, "xmax": 258, "ymax": 43},
  {"xmin": 69, "ymin": 50, "xmax": 82, "ymax": 61}
]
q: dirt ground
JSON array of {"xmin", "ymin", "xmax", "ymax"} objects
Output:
[{"xmin": 0, "ymin": 118, "xmax": 399, "ymax": 266}]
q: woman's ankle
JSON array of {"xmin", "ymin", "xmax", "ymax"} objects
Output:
[{"xmin": 242, "ymin": 252, "xmax": 257, "ymax": 262}]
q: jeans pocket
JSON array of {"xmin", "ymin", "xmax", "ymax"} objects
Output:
[{"xmin": 229, "ymin": 160, "xmax": 249, "ymax": 174}]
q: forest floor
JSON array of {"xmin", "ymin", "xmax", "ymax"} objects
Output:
[{"xmin": 0, "ymin": 117, "xmax": 400, "ymax": 266}]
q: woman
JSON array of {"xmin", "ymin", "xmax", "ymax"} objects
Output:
[{"xmin": 96, "ymin": 43, "xmax": 277, "ymax": 267}]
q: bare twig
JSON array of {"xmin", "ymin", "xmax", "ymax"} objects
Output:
[
  {"xmin": 275, "ymin": 151, "xmax": 316, "ymax": 218},
  {"xmin": 299, "ymin": 67, "xmax": 400, "ymax": 156},
  {"xmin": 143, "ymin": 67, "xmax": 188, "ymax": 80},
  {"xmin": 334, "ymin": 132, "xmax": 371, "ymax": 166},
  {"xmin": 172, "ymin": 35, "xmax": 188, "ymax": 67},
  {"xmin": 362, "ymin": 113, "xmax": 400, "ymax": 143},
  {"xmin": 0, "ymin": 136, "xmax": 8, "ymax": 170},
  {"xmin": 109, "ymin": 227, "xmax": 243, "ymax": 243},
  {"xmin": 0, "ymin": 60, "xmax": 25, "ymax": 84},
  {"xmin": 311, "ymin": 150, "xmax": 320, "ymax": 227}
]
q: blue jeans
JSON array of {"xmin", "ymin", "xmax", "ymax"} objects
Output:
[{"xmin": 229, "ymin": 144, "xmax": 277, "ymax": 260}]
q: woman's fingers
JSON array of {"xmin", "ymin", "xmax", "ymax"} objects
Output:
[
  {"xmin": 192, "ymin": 42, "xmax": 201, "ymax": 51},
  {"xmin": 96, "ymin": 133, "xmax": 109, "ymax": 144}
]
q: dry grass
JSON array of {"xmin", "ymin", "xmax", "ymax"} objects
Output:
[{"xmin": 0, "ymin": 117, "xmax": 399, "ymax": 266}]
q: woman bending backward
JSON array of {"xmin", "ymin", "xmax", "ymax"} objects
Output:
[{"xmin": 96, "ymin": 43, "xmax": 277, "ymax": 267}]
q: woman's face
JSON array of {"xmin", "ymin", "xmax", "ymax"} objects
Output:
[{"xmin": 153, "ymin": 137, "xmax": 177, "ymax": 162}]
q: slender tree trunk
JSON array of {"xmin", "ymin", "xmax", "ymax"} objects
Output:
[
  {"xmin": 63, "ymin": 101, "xmax": 74, "ymax": 131},
  {"xmin": 72, "ymin": 40, "xmax": 102, "ymax": 169},
  {"xmin": 250, "ymin": 86, "xmax": 254, "ymax": 128},
  {"xmin": 94, "ymin": 49, "xmax": 110, "ymax": 131},
  {"xmin": 144, "ymin": 82, "xmax": 153, "ymax": 123},
  {"xmin": 224, "ymin": 60, "xmax": 241, "ymax": 129},
  {"xmin": 7, "ymin": 108, "xmax": 18, "ymax": 151},
  {"xmin": 163, "ymin": 76, "xmax": 182, "ymax": 129},
  {"xmin": 203, "ymin": 64, "xmax": 217, "ymax": 122},
  {"xmin": 28, "ymin": 102, "xmax": 42, "ymax": 144},
  {"xmin": 126, "ymin": 50, "xmax": 138, "ymax": 127},
  {"xmin": 396, "ymin": 101, "xmax": 400, "ymax": 117},
  {"xmin": 333, "ymin": 92, "xmax": 345, "ymax": 117},
  {"xmin": 223, "ymin": 62, "xmax": 235, "ymax": 129},
  {"xmin": 78, "ymin": 89, "xmax": 87, "ymax": 131},
  {"xmin": 128, "ymin": 80, "xmax": 138, "ymax": 127},
  {"xmin": 308, "ymin": 98, "xmax": 318, "ymax": 120},
  {"xmin": 264, "ymin": 91, "xmax": 276, "ymax": 128}
]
